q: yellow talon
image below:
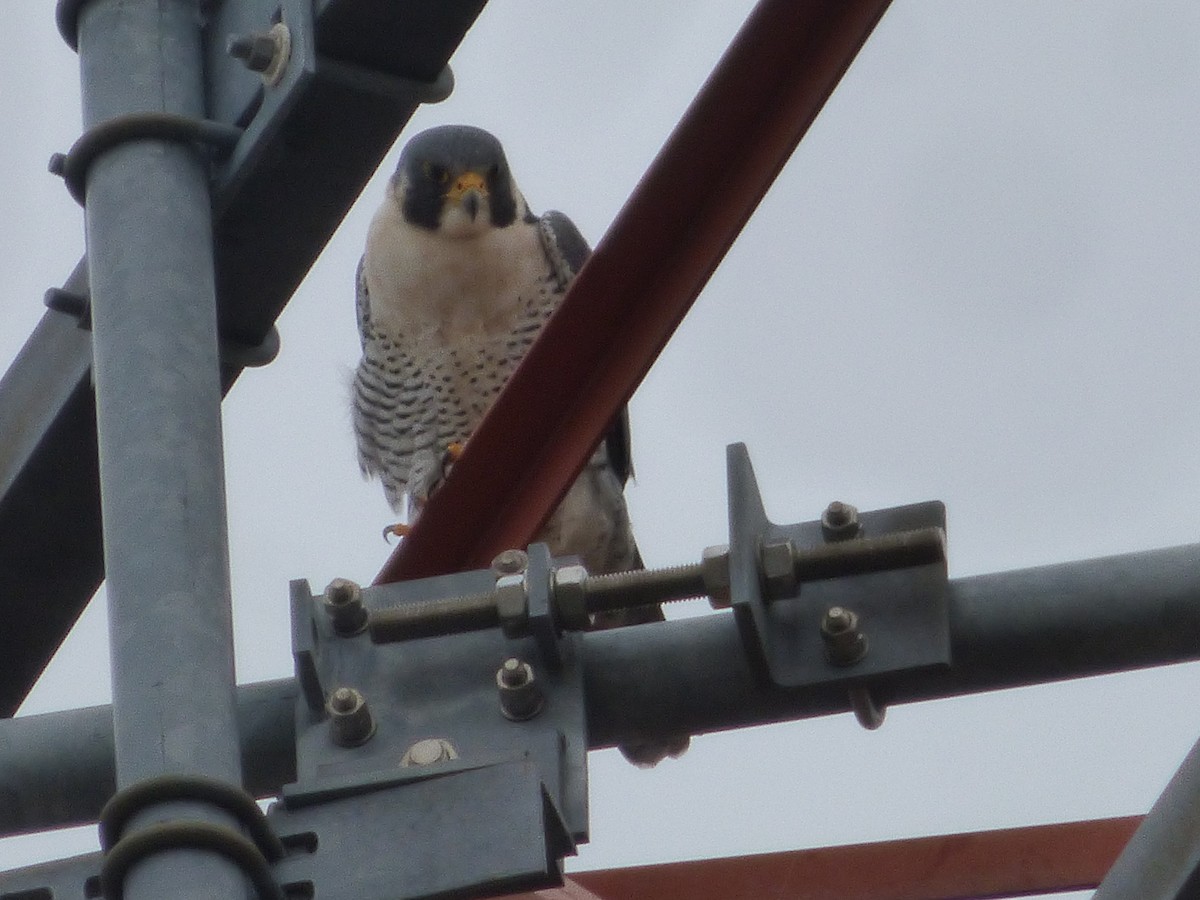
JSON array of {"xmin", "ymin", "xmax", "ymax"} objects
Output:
[
  {"xmin": 445, "ymin": 441, "xmax": 466, "ymax": 462},
  {"xmin": 383, "ymin": 522, "xmax": 414, "ymax": 543}
]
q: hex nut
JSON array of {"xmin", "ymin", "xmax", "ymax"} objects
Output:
[
  {"xmin": 495, "ymin": 574, "xmax": 529, "ymax": 638},
  {"xmin": 491, "ymin": 548, "xmax": 529, "ymax": 576},
  {"xmin": 401, "ymin": 737, "xmax": 459, "ymax": 767},
  {"xmin": 227, "ymin": 23, "xmax": 292, "ymax": 86},
  {"xmin": 821, "ymin": 501, "xmax": 861, "ymax": 541},
  {"xmin": 327, "ymin": 686, "xmax": 375, "ymax": 747},
  {"xmin": 820, "ymin": 606, "xmax": 868, "ymax": 666},
  {"xmin": 496, "ymin": 658, "xmax": 544, "ymax": 721},
  {"xmin": 552, "ymin": 565, "xmax": 590, "ymax": 630},
  {"xmin": 759, "ymin": 538, "xmax": 798, "ymax": 599},
  {"xmin": 322, "ymin": 577, "xmax": 367, "ymax": 636},
  {"xmin": 701, "ymin": 544, "xmax": 732, "ymax": 609}
]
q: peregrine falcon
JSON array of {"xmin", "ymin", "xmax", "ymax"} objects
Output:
[
  {"xmin": 353, "ymin": 126, "xmax": 687, "ymax": 766},
  {"xmin": 352, "ymin": 125, "xmax": 641, "ymax": 579}
]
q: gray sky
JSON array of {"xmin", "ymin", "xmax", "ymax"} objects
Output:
[{"xmin": 3, "ymin": 3, "xmax": 1200, "ymax": 897}]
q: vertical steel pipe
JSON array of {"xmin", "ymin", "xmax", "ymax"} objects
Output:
[{"xmin": 75, "ymin": 1, "xmax": 244, "ymax": 898}]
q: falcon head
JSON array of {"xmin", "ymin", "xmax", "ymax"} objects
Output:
[{"xmin": 391, "ymin": 125, "xmax": 527, "ymax": 238}]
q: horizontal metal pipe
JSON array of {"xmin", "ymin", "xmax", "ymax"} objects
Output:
[
  {"xmin": 3, "ymin": 543, "xmax": 1198, "ymax": 837},
  {"xmin": 0, "ymin": 679, "xmax": 295, "ymax": 837},
  {"xmin": 585, "ymin": 540, "xmax": 1200, "ymax": 746}
]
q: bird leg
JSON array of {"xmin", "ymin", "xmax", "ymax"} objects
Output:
[{"xmin": 381, "ymin": 442, "xmax": 467, "ymax": 542}]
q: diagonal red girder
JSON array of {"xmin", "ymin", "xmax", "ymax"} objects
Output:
[
  {"xmin": 567, "ymin": 816, "xmax": 1142, "ymax": 900},
  {"xmin": 376, "ymin": 0, "xmax": 893, "ymax": 583}
]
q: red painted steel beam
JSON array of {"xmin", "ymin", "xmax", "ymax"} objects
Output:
[
  {"xmin": 376, "ymin": 0, "xmax": 893, "ymax": 583},
  {"xmin": 570, "ymin": 816, "xmax": 1142, "ymax": 900},
  {"xmin": 494, "ymin": 879, "xmax": 608, "ymax": 900}
]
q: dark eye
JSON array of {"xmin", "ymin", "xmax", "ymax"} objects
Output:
[
  {"xmin": 423, "ymin": 162, "xmax": 450, "ymax": 184},
  {"xmin": 487, "ymin": 164, "xmax": 500, "ymax": 181}
]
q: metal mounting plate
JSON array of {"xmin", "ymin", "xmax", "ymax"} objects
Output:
[
  {"xmin": 288, "ymin": 561, "xmax": 588, "ymax": 896},
  {"xmin": 727, "ymin": 443, "xmax": 951, "ymax": 688}
]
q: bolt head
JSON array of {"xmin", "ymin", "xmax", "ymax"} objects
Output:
[
  {"xmin": 401, "ymin": 738, "xmax": 459, "ymax": 767},
  {"xmin": 821, "ymin": 501, "xmax": 861, "ymax": 541},
  {"xmin": 326, "ymin": 687, "xmax": 375, "ymax": 746},
  {"xmin": 325, "ymin": 578, "xmax": 360, "ymax": 606},
  {"xmin": 227, "ymin": 33, "xmax": 278, "ymax": 71},
  {"xmin": 822, "ymin": 606, "xmax": 856, "ymax": 634},
  {"xmin": 496, "ymin": 659, "xmax": 544, "ymax": 721},
  {"xmin": 499, "ymin": 657, "xmax": 530, "ymax": 687},
  {"xmin": 227, "ymin": 23, "xmax": 292, "ymax": 86},
  {"xmin": 491, "ymin": 549, "xmax": 529, "ymax": 576},
  {"xmin": 820, "ymin": 606, "xmax": 868, "ymax": 666},
  {"xmin": 329, "ymin": 686, "xmax": 358, "ymax": 713},
  {"xmin": 321, "ymin": 578, "xmax": 367, "ymax": 636}
]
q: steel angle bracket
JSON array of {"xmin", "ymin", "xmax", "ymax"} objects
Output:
[
  {"xmin": 726, "ymin": 443, "xmax": 951, "ymax": 689},
  {"xmin": 267, "ymin": 762, "xmax": 571, "ymax": 900},
  {"xmin": 285, "ymin": 565, "xmax": 586, "ymax": 897}
]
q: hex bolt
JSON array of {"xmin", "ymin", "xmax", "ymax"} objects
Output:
[
  {"xmin": 322, "ymin": 577, "xmax": 367, "ymax": 636},
  {"xmin": 496, "ymin": 657, "xmax": 544, "ymax": 721},
  {"xmin": 227, "ymin": 23, "xmax": 291, "ymax": 86},
  {"xmin": 491, "ymin": 548, "xmax": 528, "ymax": 576},
  {"xmin": 820, "ymin": 606, "xmax": 868, "ymax": 666},
  {"xmin": 821, "ymin": 501, "xmax": 861, "ymax": 541},
  {"xmin": 401, "ymin": 737, "xmax": 459, "ymax": 767},
  {"xmin": 327, "ymin": 687, "xmax": 375, "ymax": 747}
]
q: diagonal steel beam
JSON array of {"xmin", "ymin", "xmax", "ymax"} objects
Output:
[
  {"xmin": 572, "ymin": 816, "xmax": 1142, "ymax": 900},
  {"xmin": 377, "ymin": 0, "xmax": 894, "ymax": 583}
]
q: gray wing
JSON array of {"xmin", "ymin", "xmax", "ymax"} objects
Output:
[{"xmin": 537, "ymin": 210, "xmax": 636, "ymax": 489}]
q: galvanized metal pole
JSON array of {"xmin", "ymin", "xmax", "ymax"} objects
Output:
[
  {"xmin": 75, "ymin": 1, "xmax": 245, "ymax": 898},
  {"xmin": 1093, "ymin": 733, "xmax": 1200, "ymax": 899}
]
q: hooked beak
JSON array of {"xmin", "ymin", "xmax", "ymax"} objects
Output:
[{"xmin": 445, "ymin": 170, "xmax": 488, "ymax": 221}]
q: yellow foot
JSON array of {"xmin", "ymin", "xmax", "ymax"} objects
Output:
[
  {"xmin": 444, "ymin": 441, "xmax": 466, "ymax": 463},
  {"xmin": 382, "ymin": 522, "xmax": 414, "ymax": 543}
]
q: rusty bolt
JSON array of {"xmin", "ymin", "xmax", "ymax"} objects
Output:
[
  {"xmin": 327, "ymin": 686, "xmax": 375, "ymax": 747},
  {"xmin": 401, "ymin": 737, "xmax": 459, "ymax": 767},
  {"xmin": 821, "ymin": 501, "xmax": 861, "ymax": 541},
  {"xmin": 496, "ymin": 658, "xmax": 544, "ymax": 721},
  {"xmin": 322, "ymin": 578, "xmax": 367, "ymax": 636},
  {"xmin": 820, "ymin": 606, "xmax": 868, "ymax": 666}
]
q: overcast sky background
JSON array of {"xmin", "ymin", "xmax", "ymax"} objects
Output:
[{"xmin": 2, "ymin": 3, "xmax": 1200, "ymax": 897}]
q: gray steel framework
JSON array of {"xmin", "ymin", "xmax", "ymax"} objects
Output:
[
  {"xmin": 2, "ymin": 534, "xmax": 1200, "ymax": 832},
  {"xmin": 3, "ymin": 1, "xmax": 1200, "ymax": 897},
  {"xmin": 0, "ymin": 0, "xmax": 483, "ymax": 715}
]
